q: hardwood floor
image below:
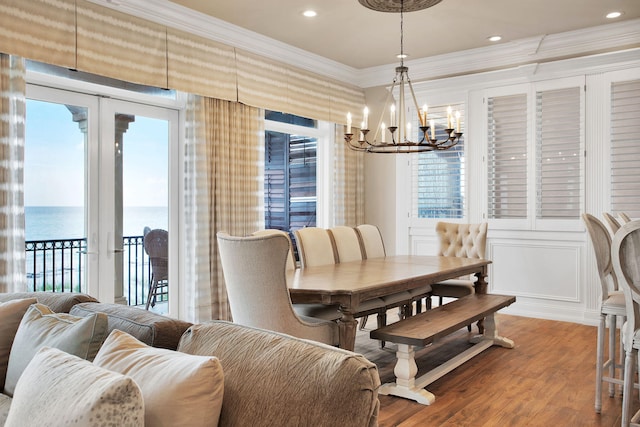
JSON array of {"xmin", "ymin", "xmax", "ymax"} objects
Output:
[{"xmin": 355, "ymin": 313, "xmax": 638, "ymax": 427}]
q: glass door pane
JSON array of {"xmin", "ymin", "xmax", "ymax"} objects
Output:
[
  {"xmin": 102, "ymin": 99, "xmax": 175, "ymax": 314},
  {"xmin": 24, "ymin": 93, "xmax": 93, "ymax": 293},
  {"xmin": 117, "ymin": 114, "xmax": 168, "ymax": 310}
]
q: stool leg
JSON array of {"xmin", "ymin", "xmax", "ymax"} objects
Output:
[
  {"xmin": 622, "ymin": 347, "xmax": 636, "ymax": 427},
  {"xmin": 609, "ymin": 314, "xmax": 617, "ymax": 397},
  {"xmin": 595, "ymin": 313, "xmax": 605, "ymax": 413}
]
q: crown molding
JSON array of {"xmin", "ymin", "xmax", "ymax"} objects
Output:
[
  {"xmin": 88, "ymin": 1, "xmax": 638, "ymax": 90},
  {"xmin": 87, "ymin": 0, "xmax": 361, "ymax": 85},
  {"xmin": 357, "ymin": 18, "xmax": 640, "ymax": 88}
]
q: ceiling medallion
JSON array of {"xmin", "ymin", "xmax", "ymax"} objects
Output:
[{"xmin": 358, "ymin": 0, "xmax": 443, "ymax": 13}]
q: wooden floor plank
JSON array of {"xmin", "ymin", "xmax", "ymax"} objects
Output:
[{"xmin": 355, "ymin": 313, "xmax": 635, "ymax": 427}]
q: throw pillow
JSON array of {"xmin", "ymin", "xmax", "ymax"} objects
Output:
[
  {"xmin": 5, "ymin": 346, "xmax": 144, "ymax": 427},
  {"xmin": 0, "ymin": 298, "xmax": 36, "ymax": 390},
  {"xmin": 93, "ymin": 329, "xmax": 224, "ymax": 427},
  {"xmin": 3, "ymin": 303, "xmax": 108, "ymax": 397}
]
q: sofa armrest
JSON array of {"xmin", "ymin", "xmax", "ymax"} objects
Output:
[
  {"xmin": 70, "ymin": 302, "xmax": 192, "ymax": 350},
  {"xmin": 177, "ymin": 321, "xmax": 380, "ymax": 427},
  {"xmin": 0, "ymin": 292, "xmax": 97, "ymax": 313}
]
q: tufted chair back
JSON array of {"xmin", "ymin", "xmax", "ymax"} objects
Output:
[{"xmin": 436, "ymin": 222, "xmax": 488, "ymax": 260}]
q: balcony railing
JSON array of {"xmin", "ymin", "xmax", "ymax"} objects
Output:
[{"xmin": 24, "ymin": 236, "xmax": 164, "ymax": 307}]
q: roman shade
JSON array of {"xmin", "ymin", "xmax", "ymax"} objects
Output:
[{"xmin": 0, "ymin": 0, "xmax": 364, "ymax": 124}]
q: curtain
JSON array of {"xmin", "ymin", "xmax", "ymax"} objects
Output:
[
  {"xmin": 184, "ymin": 95, "xmax": 262, "ymax": 322},
  {"xmin": 0, "ymin": 54, "xmax": 26, "ymax": 293},
  {"xmin": 333, "ymin": 124, "xmax": 364, "ymax": 226}
]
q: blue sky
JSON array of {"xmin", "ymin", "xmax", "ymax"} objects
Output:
[{"xmin": 25, "ymin": 99, "xmax": 168, "ymax": 207}]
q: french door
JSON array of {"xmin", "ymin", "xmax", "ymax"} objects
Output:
[{"xmin": 25, "ymin": 85, "xmax": 179, "ymax": 314}]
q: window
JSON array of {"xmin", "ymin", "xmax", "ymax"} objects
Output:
[
  {"xmin": 486, "ymin": 80, "xmax": 584, "ymax": 226},
  {"xmin": 412, "ymin": 103, "xmax": 465, "ymax": 219},
  {"xmin": 487, "ymin": 94, "xmax": 528, "ymax": 219},
  {"xmin": 610, "ymin": 79, "xmax": 640, "ymax": 218},
  {"xmin": 264, "ymin": 111, "xmax": 319, "ymax": 256},
  {"xmin": 536, "ymin": 87, "xmax": 583, "ymax": 219}
]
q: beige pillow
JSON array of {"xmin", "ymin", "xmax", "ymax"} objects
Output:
[
  {"xmin": 94, "ymin": 329, "xmax": 224, "ymax": 427},
  {"xmin": 5, "ymin": 346, "xmax": 144, "ymax": 427},
  {"xmin": 4, "ymin": 303, "xmax": 108, "ymax": 396},
  {"xmin": 0, "ymin": 298, "xmax": 36, "ymax": 390}
]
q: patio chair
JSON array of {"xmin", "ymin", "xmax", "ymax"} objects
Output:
[{"xmin": 143, "ymin": 229, "xmax": 168, "ymax": 310}]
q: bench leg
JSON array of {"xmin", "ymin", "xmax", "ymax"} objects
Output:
[
  {"xmin": 378, "ymin": 343, "xmax": 436, "ymax": 405},
  {"xmin": 469, "ymin": 313, "xmax": 514, "ymax": 349}
]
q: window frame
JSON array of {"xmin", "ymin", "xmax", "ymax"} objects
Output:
[
  {"xmin": 482, "ymin": 77, "xmax": 585, "ymax": 232},
  {"xmin": 408, "ymin": 90, "xmax": 470, "ymax": 228},
  {"xmin": 263, "ymin": 115, "xmax": 333, "ymax": 231}
]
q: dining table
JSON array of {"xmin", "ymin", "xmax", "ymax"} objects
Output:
[{"xmin": 287, "ymin": 255, "xmax": 492, "ymax": 351}]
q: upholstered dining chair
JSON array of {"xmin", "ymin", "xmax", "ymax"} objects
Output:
[
  {"xmin": 612, "ymin": 220, "xmax": 640, "ymax": 426},
  {"xmin": 430, "ymin": 222, "xmax": 488, "ymax": 304},
  {"xmin": 252, "ymin": 229, "xmax": 341, "ymax": 322},
  {"xmin": 603, "ymin": 212, "xmax": 622, "ymax": 236},
  {"xmin": 355, "ymin": 224, "xmax": 386, "ymax": 259},
  {"xmin": 582, "ymin": 213, "xmax": 627, "ymax": 413},
  {"xmin": 217, "ymin": 232, "xmax": 339, "ymax": 346},
  {"xmin": 143, "ymin": 229, "xmax": 168, "ymax": 310},
  {"xmin": 328, "ymin": 226, "xmax": 365, "ymax": 263},
  {"xmin": 294, "ymin": 227, "xmax": 337, "ymax": 268}
]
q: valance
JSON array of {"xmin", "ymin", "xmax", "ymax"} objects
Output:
[{"xmin": 0, "ymin": 0, "xmax": 364, "ymax": 124}]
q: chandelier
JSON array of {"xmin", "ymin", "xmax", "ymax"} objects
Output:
[{"xmin": 345, "ymin": 0, "xmax": 463, "ymax": 153}]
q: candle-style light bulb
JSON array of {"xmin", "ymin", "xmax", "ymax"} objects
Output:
[
  {"xmin": 455, "ymin": 110, "xmax": 461, "ymax": 133},
  {"xmin": 421, "ymin": 104, "xmax": 428, "ymax": 126},
  {"xmin": 446, "ymin": 106, "xmax": 452, "ymax": 129},
  {"xmin": 406, "ymin": 122, "xmax": 411, "ymax": 140},
  {"xmin": 390, "ymin": 104, "xmax": 396, "ymax": 127},
  {"xmin": 430, "ymin": 119, "xmax": 435, "ymax": 139},
  {"xmin": 346, "ymin": 112, "xmax": 352, "ymax": 134},
  {"xmin": 381, "ymin": 122, "xmax": 386, "ymax": 143},
  {"xmin": 363, "ymin": 107, "xmax": 369, "ymax": 130}
]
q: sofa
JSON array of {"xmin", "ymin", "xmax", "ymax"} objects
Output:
[{"xmin": 0, "ymin": 292, "xmax": 380, "ymax": 427}]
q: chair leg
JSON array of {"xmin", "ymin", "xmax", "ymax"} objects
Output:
[
  {"xmin": 415, "ymin": 298, "xmax": 423, "ymax": 314},
  {"xmin": 595, "ymin": 313, "xmax": 606, "ymax": 413},
  {"xmin": 622, "ymin": 347, "xmax": 636, "ymax": 427},
  {"xmin": 359, "ymin": 315, "xmax": 369, "ymax": 330},
  {"xmin": 145, "ymin": 276, "xmax": 157, "ymax": 310},
  {"xmin": 608, "ymin": 314, "xmax": 617, "ymax": 397}
]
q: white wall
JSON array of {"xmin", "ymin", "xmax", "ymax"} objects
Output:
[{"xmin": 363, "ymin": 49, "xmax": 640, "ymax": 326}]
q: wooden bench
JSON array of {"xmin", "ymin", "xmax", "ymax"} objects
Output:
[{"xmin": 370, "ymin": 293, "xmax": 516, "ymax": 405}]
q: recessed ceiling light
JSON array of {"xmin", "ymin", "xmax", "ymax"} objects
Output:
[
  {"xmin": 303, "ymin": 10, "xmax": 317, "ymax": 17},
  {"xmin": 606, "ymin": 11, "xmax": 622, "ymax": 19},
  {"xmin": 488, "ymin": 35, "xmax": 502, "ymax": 42}
]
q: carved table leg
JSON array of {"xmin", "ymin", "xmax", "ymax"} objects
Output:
[{"xmin": 338, "ymin": 310, "xmax": 358, "ymax": 351}]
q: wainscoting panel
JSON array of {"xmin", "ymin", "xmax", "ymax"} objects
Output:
[{"xmin": 489, "ymin": 242, "xmax": 581, "ymax": 302}]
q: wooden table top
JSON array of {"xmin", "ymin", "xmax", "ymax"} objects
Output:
[{"xmin": 287, "ymin": 255, "xmax": 491, "ymax": 305}]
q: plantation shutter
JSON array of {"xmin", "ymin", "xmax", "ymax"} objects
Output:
[
  {"xmin": 487, "ymin": 94, "xmax": 528, "ymax": 219},
  {"xmin": 535, "ymin": 87, "xmax": 583, "ymax": 219},
  {"xmin": 411, "ymin": 103, "xmax": 465, "ymax": 219},
  {"xmin": 264, "ymin": 132, "xmax": 317, "ymax": 231},
  {"xmin": 611, "ymin": 79, "xmax": 640, "ymax": 218},
  {"xmin": 288, "ymin": 135, "xmax": 317, "ymax": 230}
]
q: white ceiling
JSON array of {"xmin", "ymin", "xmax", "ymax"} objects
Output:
[{"xmin": 169, "ymin": 0, "xmax": 640, "ymax": 69}]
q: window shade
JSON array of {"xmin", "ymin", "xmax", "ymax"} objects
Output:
[
  {"xmin": 0, "ymin": 0, "xmax": 75, "ymax": 70},
  {"xmin": 487, "ymin": 94, "xmax": 528, "ymax": 219},
  {"xmin": 535, "ymin": 87, "xmax": 583, "ymax": 219},
  {"xmin": 611, "ymin": 79, "xmax": 640, "ymax": 218},
  {"xmin": 411, "ymin": 103, "xmax": 465, "ymax": 219}
]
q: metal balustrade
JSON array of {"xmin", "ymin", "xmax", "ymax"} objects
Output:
[{"xmin": 24, "ymin": 235, "xmax": 162, "ymax": 307}]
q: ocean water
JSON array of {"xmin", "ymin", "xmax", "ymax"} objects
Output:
[{"xmin": 25, "ymin": 206, "xmax": 168, "ymax": 241}]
